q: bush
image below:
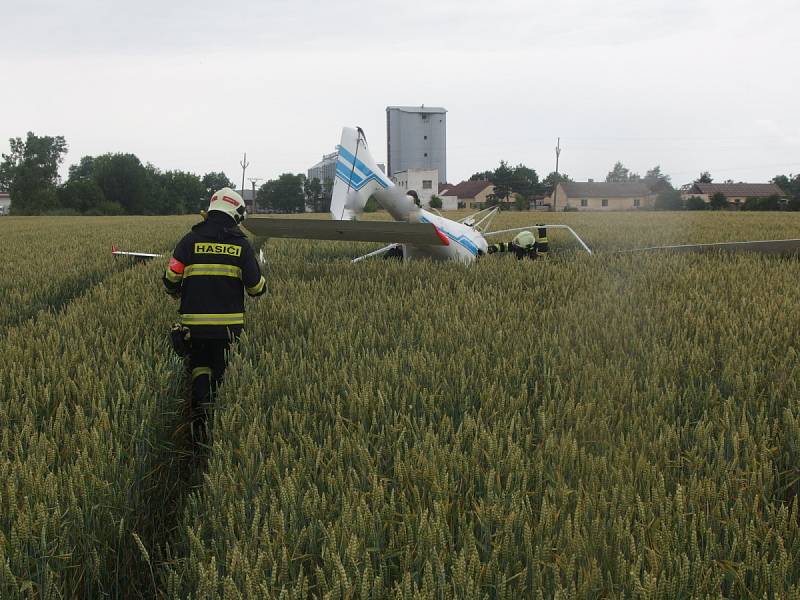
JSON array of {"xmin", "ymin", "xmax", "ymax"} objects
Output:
[
  {"xmin": 85, "ymin": 201, "xmax": 125, "ymax": 216},
  {"xmin": 563, "ymin": 204, "xmax": 578, "ymax": 212},
  {"xmin": 362, "ymin": 196, "xmax": 379, "ymax": 212},
  {"xmin": 709, "ymin": 191, "xmax": 729, "ymax": 210},
  {"xmin": 742, "ymin": 195, "xmax": 782, "ymax": 211},
  {"xmin": 655, "ymin": 189, "xmax": 683, "ymax": 210},
  {"xmin": 513, "ymin": 193, "xmax": 530, "ymax": 211},
  {"xmin": 685, "ymin": 196, "xmax": 707, "ymax": 211},
  {"xmin": 41, "ymin": 208, "xmax": 82, "ymax": 216},
  {"xmin": 429, "ymin": 195, "xmax": 443, "ymax": 209}
]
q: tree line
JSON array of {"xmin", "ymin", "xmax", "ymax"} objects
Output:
[
  {"xmin": 3, "ymin": 132, "xmax": 798, "ymax": 214},
  {"xmin": 0, "ymin": 132, "xmax": 236, "ymax": 215},
  {"xmin": 0, "ymin": 131, "xmax": 332, "ymax": 216}
]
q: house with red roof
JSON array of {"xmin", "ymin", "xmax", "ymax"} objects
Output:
[{"xmin": 440, "ymin": 180, "xmax": 505, "ymax": 210}]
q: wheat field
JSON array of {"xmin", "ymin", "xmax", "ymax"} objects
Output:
[{"xmin": 1, "ymin": 212, "xmax": 798, "ymax": 598}]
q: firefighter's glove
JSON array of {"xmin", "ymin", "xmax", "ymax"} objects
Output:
[{"xmin": 169, "ymin": 323, "xmax": 191, "ymax": 357}]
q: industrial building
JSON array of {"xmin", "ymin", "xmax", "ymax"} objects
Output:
[
  {"xmin": 386, "ymin": 106, "xmax": 447, "ymax": 184},
  {"xmin": 307, "ymin": 152, "xmax": 338, "ymax": 186},
  {"xmin": 308, "ymin": 151, "xmax": 385, "ymax": 185}
]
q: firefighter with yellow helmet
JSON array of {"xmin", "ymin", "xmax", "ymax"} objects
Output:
[
  {"xmin": 163, "ymin": 187, "xmax": 266, "ymax": 444},
  {"xmin": 487, "ymin": 226, "xmax": 549, "ymax": 259}
]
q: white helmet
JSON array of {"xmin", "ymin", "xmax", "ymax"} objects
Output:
[
  {"xmin": 208, "ymin": 187, "xmax": 247, "ymax": 224},
  {"xmin": 512, "ymin": 230, "xmax": 536, "ymax": 248}
]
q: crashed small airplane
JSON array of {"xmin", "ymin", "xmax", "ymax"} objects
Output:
[
  {"xmin": 114, "ymin": 126, "xmax": 800, "ymax": 262},
  {"xmin": 242, "ymin": 127, "xmax": 592, "ymax": 262}
]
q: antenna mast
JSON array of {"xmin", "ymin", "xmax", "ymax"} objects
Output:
[
  {"xmin": 239, "ymin": 153, "xmax": 250, "ymax": 197},
  {"xmin": 553, "ymin": 138, "xmax": 561, "ymax": 212},
  {"xmin": 248, "ymin": 177, "xmax": 262, "ymax": 214}
]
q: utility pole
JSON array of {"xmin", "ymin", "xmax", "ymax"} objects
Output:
[
  {"xmin": 553, "ymin": 137, "xmax": 561, "ymax": 212},
  {"xmin": 239, "ymin": 153, "xmax": 249, "ymax": 198},
  {"xmin": 248, "ymin": 177, "xmax": 262, "ymax": 214}
]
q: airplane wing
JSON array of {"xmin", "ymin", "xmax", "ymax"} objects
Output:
[
  {"xmin": 244, "ymin": 217, "xmax": 449, "ymax": 246},
  {"xmin": 622, "ymin": 239, "xmax": 800, "ymax": 255}
]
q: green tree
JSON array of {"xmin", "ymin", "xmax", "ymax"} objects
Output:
[
  {"xmin": 202, "ymin": 171, "xmax": 235, "ymax": 200},
  {"xmin": 772, "ymin": 174, "xmax": 800, "ymax": 204},
  {"xmin": 605, "ymin": 161, "xmax": 640, "ymax": 183},
  {"xmin": 57, "ymin": 178, "xmax": 108, "ymax": 213},
  {"xmin": 709, "ymin": 191, "xmax": 729, "ymax": 210},
  {"xmin": 67, "ymin": 155, "xmax": 95, "ymax": 181},
  {"xmin": 492, "ymin": 161, "xmax": 514, "ymax": 203},
  {"xmin": 159, "ymin": 169, "xmax": 204, "ymax": 214},
  {"xmin": 685, "ymin": 196, "xmax": 707, "ymax": 210},
  {"xmin": 695, "ymin": 171, "xmax": 713, "ymax": 184},
  {"xmin": 429, "ymin": 195, "xmax": 443, "ymax": 209},
  {"xmin": 92, "ymin": 153, "xmax": 151, "ymax": 214},
  {"xmin": 654, "ymin": 188, "xmax": 683, "ymax": 210},
  {"xmin": 0, "ymin": 132, "xmax": 68, "ymax": 214},
  {"xmin": 304, "ymin": 176, "xmax": 324, "ymax": 212},
  {"xmin": 257, "ymin": 173, "xmax": 306, "ymax": 213},
  {"xmin": 541, "ymin": 171, "xmax": 572, "ymax": 197},
  {"xmin": 510, "ymin": 164, "xmax": 540, "ymax": 200},
  {"xmin": 469, "ymin": 170, "xmax": 493, "ymax": 181},
  {"xmin": 643, "ymin": 166, "xmax": 673, "ymax": 194}
]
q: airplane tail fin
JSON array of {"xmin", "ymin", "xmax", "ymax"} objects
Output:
[{"xmin": 330, "ymin": 127, "xmax": 391, "ymax": 221}]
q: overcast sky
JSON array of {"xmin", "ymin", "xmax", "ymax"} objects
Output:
[{"xmin": 2, "ymin": 0, "xmax": 798, "ymax": 187}]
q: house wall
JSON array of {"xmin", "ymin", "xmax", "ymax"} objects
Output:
[
  {"xmin": 391, "ymin": 169, "xmax": 439, "ymax": 206},
  {"xmin": 439, "ymin": 195, "xmax": 458, "ymax": 210},
  {"xmin": 468, "ymin": 187, "xmax": 497, "ymax": 209},
  {"xmin": 558, "ymin": 191, "xmax": 655, "ymax": 210},
  {"xmin": 572, "ymin": 196, "xmax": 654, "ymax": 210}
]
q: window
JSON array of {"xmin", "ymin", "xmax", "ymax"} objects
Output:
[
  {"xmin": 424, "ymin": 153, "xmax": 428, "ymax": 157},
  {"xmin": 633, "ymin": 198, "xmax": 640, "ymax": 207},
  {"xmin": 422, "ymin": 180, "xmax": 432, "ymax": 189},
  {"xmin": 601, "ymin": 199, "xmax": 608, "ymax": 207},
  {"xmin": 424, "ymin": 135, "xmax": 427, "ymax": 140},
  {"xmin": 580, "ymin": 199, "xmax": 587, "ymax": 207}
]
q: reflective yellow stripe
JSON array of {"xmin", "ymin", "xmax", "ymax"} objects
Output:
[
  {"xmin": 181, "ymin": 313, "xmax": 244, "ymax": 326},
  {"xmin": 184, "ymin": 264, "xmax": 242, "ymax": 279},
  {"xmin": 164, "ymin": 268, "xmax": 183, "ymax": 283},
  {"xmin": 246, "ymin": 276, "xmax": 266, "ymax": 295},
  {"xmin": 191, "ymin": 367, "xmax": 213, "ymax": 381}
]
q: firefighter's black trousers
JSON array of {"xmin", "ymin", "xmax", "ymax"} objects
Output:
[{"xmin": 188, "ymin": 338, "xmax": 231, "ymax": 441}]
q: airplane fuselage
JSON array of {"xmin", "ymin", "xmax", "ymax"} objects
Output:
[
  {"xmin": 371, "ymin": 179, "xmax": 488, "ymax": 263},
  {"xmin": 333, "ymin": 127, "xmax": 488, "ymax": 263}
]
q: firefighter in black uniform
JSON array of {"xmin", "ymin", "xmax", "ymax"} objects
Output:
[
  {"xmin": 162, "ymin": 187, "xmax": 266, "ymax": 443},
  {"xmin": 487, "ymin": 227, "xmax": 549, "ymax": 259}
]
